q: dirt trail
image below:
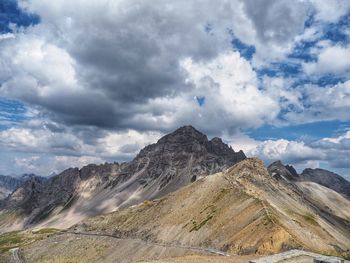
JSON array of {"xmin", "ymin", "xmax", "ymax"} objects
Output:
[{"xmin": 64, "ymin": 231, "xmax": 230, "ymax": 257}]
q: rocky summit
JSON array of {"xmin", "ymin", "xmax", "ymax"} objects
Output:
[
  {"xmin": 1, "ymin": 127, "xmax": 350, "ymax": 263},
  {"xmin": 0, "ymin": 125, "xmax": 246, "ymax": 231},
  {"xmin": 267, "ymin": 161, "xmax": 299, "ymax": 181},
  {"xmin": 133, "ymin": 125, "xmax": 246, "ymax": 195}
]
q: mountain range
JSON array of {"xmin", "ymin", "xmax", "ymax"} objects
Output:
[
  {"xmin": 0, "ymin": 126, "xmax": 246, "ymax": 231},
  {"xmin": 0, "ymin": 175, "xmax": 22, "ymax": 200},
  {"xmin": 0, "ymin": 126, "xmax": 349, "ymax": 262},
  {"xmin": 0, "ymin": 174, "xmax": 45, "ymax": 200}
]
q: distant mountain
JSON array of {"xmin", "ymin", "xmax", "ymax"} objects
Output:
[
  {"xmin": 0, "ymin": 173, "xmax": 46, "ymax": 200},
  {"xmin": 300, "ymin": 168, "xmax": 350, "ymax": 199},
  {"xmin": 267, "ymin": 160, "xmax": 299, "ymax": 181},
  {"xmin": 267, "ymin": 161, "xmax": 350, "ymax": 200},
  {"xmin": 0, "ymin": 125, "xmax": 246, "ymax": 231},
  {"xmin": 0, "ymin": 175, "xmax": 23, "ymax": 200}
]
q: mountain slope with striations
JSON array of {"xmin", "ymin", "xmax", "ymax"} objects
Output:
[
  {"xmin": 267, "ymin": 160, "xmax": 350, "ymax": 223},
  {"xmin": 300, "ymin": 168, "xmax": 350, "ymax": 199},
  {"xmin": 0, "ymin": 125, "xmax": 246, "ymax": 231},
  {"xmin": 11, "ymin": 158, "xmax": 350, "ymax": 263}
]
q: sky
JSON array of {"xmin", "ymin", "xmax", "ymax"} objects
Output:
[{"xmin": 0, "ymin": 0, "xmax": 349, "ymax": 179}]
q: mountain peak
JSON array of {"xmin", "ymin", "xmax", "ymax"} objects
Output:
[
  {"xmin": 270, "ymin": 160, "xmax": 283, "ymax": 166},
  {"xmin": 138, "ymin": 126, "xmax": 244, "ymax": 160},
  {"xmin": 301, "ymin": 168, "xmax": 350, "ymax": 198},
  {"xmin": 157, "ymin": 125, "xmax": 208, "ymax": 145},
  {"xmin": 210, "ymin": 137, "xmax": 223, "ymax": 143},
  {"xmin": 174, "ymin": 125, "xmax": 200, "ymax": 132},
  {"xmin": 267, "ymin": 160, "xmax": 298, "ymax": 181},
  {"xmin": 1, "ymin": 125, "xmax": 246, "ymax": 229},
  {"xmin": 132, "ymin": 126, "xmax": 246, "ymax": 198}
]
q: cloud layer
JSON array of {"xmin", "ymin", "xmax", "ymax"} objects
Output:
[{"xmin": 0, "ymin": 0, "xmax": 349, "ymax": 177}]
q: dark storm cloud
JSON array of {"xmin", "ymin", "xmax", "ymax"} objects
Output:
[
  {"xmin": 0, "ymin": 1, "xmax": 233, "ymax": 131},
  {"xmin": 41, "ymin": 93, "xmax": 123, "ymax": 128},
  {"xmin": 62, "ymin": 1, "xmax": 226, "ymax": 106},
  {"xmin": 243, "ymin": 0, "xmax": 309, "ymax": 44},
  {"xmin": 0, "ymin": 0, "xmax": 315, "ymax": 134}
]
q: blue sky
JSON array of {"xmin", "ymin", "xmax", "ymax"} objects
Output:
[
  {"xmin": 0, "ymin": 0, "xmax": 39, "ymax": 33},
  {"xmin": 0, "ymin": 0, "xmax": 349, "ymax": 179}
]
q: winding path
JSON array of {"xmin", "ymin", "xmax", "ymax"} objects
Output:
[{"xmin": 63, "ymin": 230, "xmax": 230, "ymax": 257}]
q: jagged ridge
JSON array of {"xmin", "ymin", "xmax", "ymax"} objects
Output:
[{"xmin": 0, "ymin": 125, "xmax": 246, "ymax": 231}]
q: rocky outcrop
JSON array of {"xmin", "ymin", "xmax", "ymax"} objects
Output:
[
  {"xmin": 131, "ymin": 125, "xmax": 246, "ymax": 196},
  {"xmin": 2, "ymin": 170, "xmax": 76, "ymax": 222},
  {"xmin": 267, "ymin": 161, "xmax": 299, "ymax": 181}
]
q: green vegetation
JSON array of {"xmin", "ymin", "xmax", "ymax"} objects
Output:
[
  {"xmin": 343, "ymin": 255, "xmax": 350, "ymax": 260},
  {"xmin": 301, "ymin": 213, "xmax": 318, "ymax": 226},
  {"xmin": 286, "ymin": 209, "xmax": 318, "ymax": 226},
  {"xmin": 32, "ymin": 228, "xmax": 60, "ymax": 235},
  {"xmin": 189, "ymin": 206, "xmax": 216, "ymax": 232},
  {"xmin": 0, "ymin": 228, "xmax": 60, "ymax": 253},
  {"xmin": 189, "ymin": 214, "xmax": 214, "ymax": 232},
  {"xmin": 142, "ymin": 200, "xmax": 154, "ymax": 207},
  {"xmin": 0, "ymin": 231, "xmax": 24, "ymax": 253}
]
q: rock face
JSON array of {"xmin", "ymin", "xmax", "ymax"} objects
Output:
[
  {"xmin": 267, "ymin": 161, "xmax": 299, "ymax": 181},
  {"xmin": 0, "ymin": 174, "xmax": 44, "ymax": 200},
  {"xmin": 0, "ymin": 175, "xmax": 23, "ymax": 190},
  {"xmin": 0, "ymin": 175, "xmax": 23, "ymax": 200},
  {"xmin": 300, "ymin": 168, "xmax": 350, "ymax": 199},
  {"xmin": 0, "ymin": 125, "xmax": 246, "ymax": 230},
  {"xmin": 131, "ymin": 125, "xmax": 246, "ymax": 196},
  {"xmin": 4, "ymin": 169, "xmax": 80, "ymax": 223}
]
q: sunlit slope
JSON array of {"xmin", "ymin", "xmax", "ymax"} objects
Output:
[{"xmin": 76, "ymin": 158, "xmax": 350, "ymax": 256}]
